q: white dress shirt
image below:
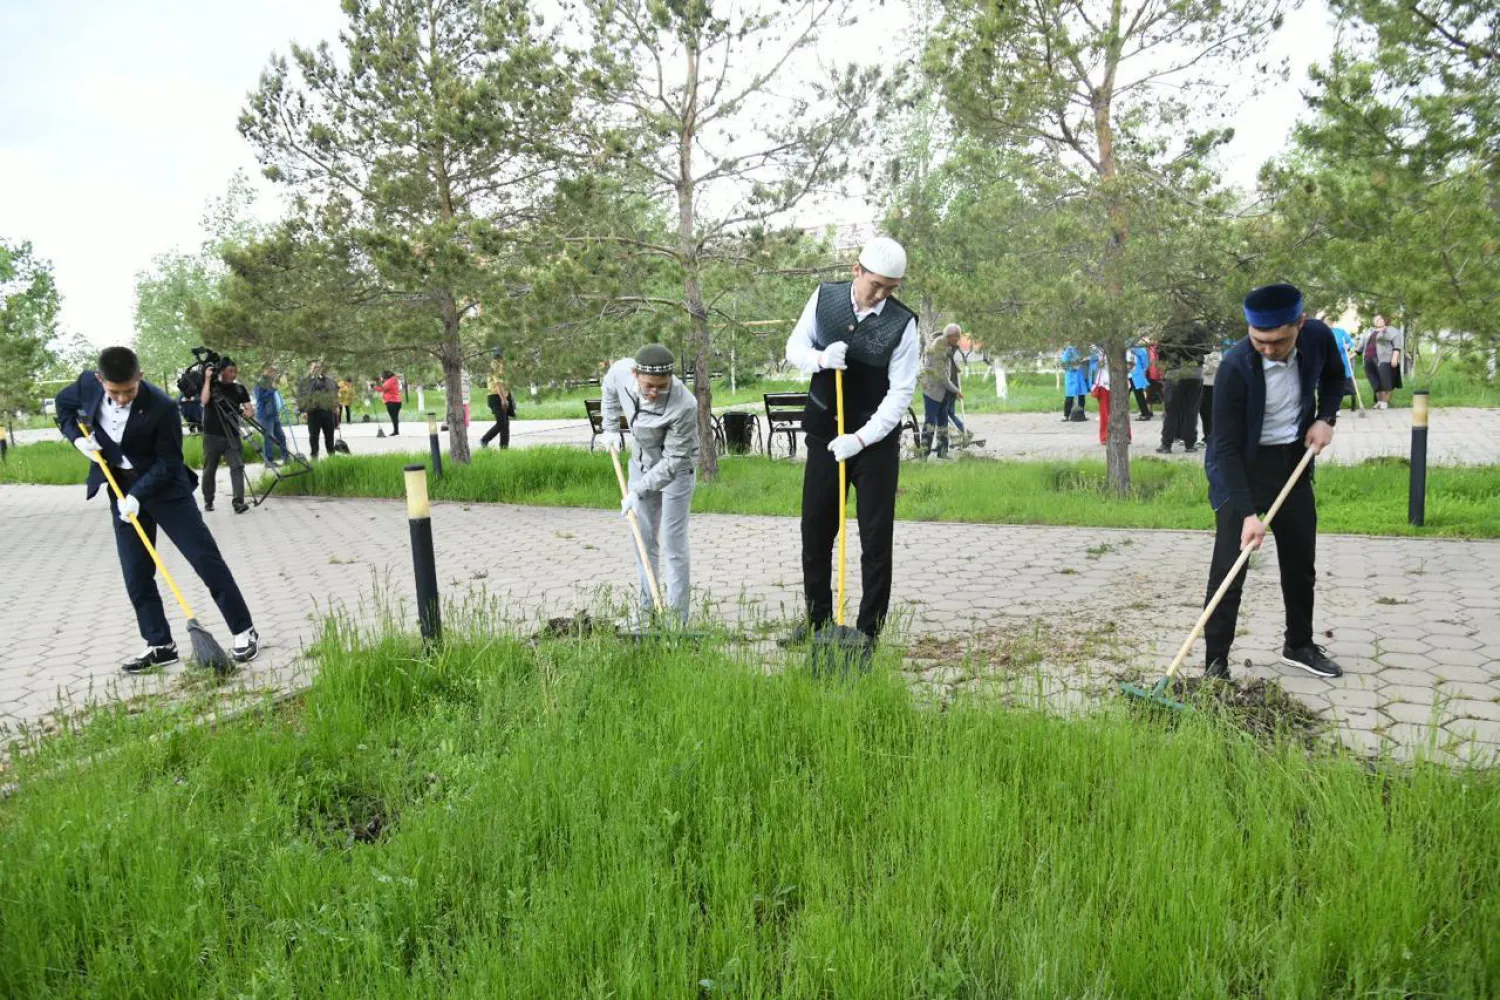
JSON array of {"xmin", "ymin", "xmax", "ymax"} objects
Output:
[
  {"xmin": 784, "ymin": 285, "xmax": 920, "ymax": 446},
  {"xmin": 98, "ymin": 394, "xmax": 135, "ymax": 469},
  {"xmin": 1260, "ymin": 350, "xmax": 1301, "ymax": 446}
]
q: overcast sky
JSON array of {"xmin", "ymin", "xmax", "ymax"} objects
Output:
[{"xmin": 1, "ymin": 0, "xmax": 1337, "ymax": 350}]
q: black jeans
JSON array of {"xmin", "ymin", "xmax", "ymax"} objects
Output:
[
  {"xmin": 307, "ymin": 409, "xmax": 336, "ymax": 457},
  {"xmin": 341, "ymin": 404, "xmax": 352, "ymax": 423},
  {"xmin": 111, "ymin": 490, "xmax": 253, "ymax": 646},
  {"xmin": 1203, "ymin": 444, "xmax": 1318, "ymax": 665},
  {"xmin": 1161, "ymin": 377, "xmax": 1203, "ymax": 447},
  {"xmin": 480, "ymin": 394, "xmax": 510, "ymax": 448},
  {"xmin": 201, "ymin": 433, "xmax": 245, "ymax": 503},
  {"xmin": 1132, "ymin": 387, "xmax": 1153, "ymax": 418},
  {"xmin": 1198, "ymin": 384, "xmax": 1214, "ymax": 441},
  {"xmin": 386, "ymin": 401, "xmax": 402, "ymax": 433},
  {"xmin": 801, "ymin": 435, "xmax": 900, "ymax": 638},
  {"xmin": 1062, "ymin": 394, "xmax": 1087, "ymax": 418}
]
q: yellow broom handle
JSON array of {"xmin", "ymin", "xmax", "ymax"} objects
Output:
[
  {"xmin": 1161, "ymin": 445, "xmax": 1319, "ymax": 681},
  {"xmin": 609, "ymin": 447, "xmax": 665, "ymax": 611},
  {"xmin": 78, "ymin": 421, "xmax": 200, "ymax": 621},
  {"xmin": 835, "ymin": 369, "xmax": 847, "ymax": 627}
]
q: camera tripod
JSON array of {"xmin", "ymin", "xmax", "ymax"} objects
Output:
[{"xmin": 209, "ymin": 394, "xmax": 312, "ymax": 508}]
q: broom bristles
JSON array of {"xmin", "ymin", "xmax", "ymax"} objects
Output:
[{"xmin": 187, "ymin": 618, "xmax": 234, "ymax": 674}]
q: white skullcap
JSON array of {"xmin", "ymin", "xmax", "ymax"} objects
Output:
[
  {"xmin": 858, "ymin": 236, "xmax": 907, "ymax": 279},
  {"xmin": 944, "ymin": 323, "xmax": 962, "ymax": 335}
]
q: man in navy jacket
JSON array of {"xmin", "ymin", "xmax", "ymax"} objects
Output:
[
  {"xmin": 55, "ymin": 347, "xmax": 259, "ymax": 673},
  {"xmin": 1201, "ymin": 284, "xmax": 1346, "ymax": 680}
]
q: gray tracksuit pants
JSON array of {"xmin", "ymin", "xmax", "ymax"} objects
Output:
[{"xmin": 627, "ymin": 464, "xmax": 694, "ymax": 622}]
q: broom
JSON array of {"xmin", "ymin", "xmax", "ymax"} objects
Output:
[
  {"xmin": 79, "ymin": 421, "xmax": 234, "ymax": 674},
  {"xmin": 1121, "ymin": 444, "xmax": 1319, "ymax": 710}
]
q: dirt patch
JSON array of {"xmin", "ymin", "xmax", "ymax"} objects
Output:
[
  {"xmin": 529, "ymin": 613, "xmax": 619, "ymax": 643},
  {"xmin": 907, "ymin": 619, "xmax": 1130, "ymax": 676},
  {"xmin": 1162, "ymin": 676, "xmax": 1327, "ymax": 746}
]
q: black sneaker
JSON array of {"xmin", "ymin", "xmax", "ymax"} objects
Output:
[
  {"xmin": 777, "ymin": 621, "xmax": 827, "ymax": 647},
  {"xmin": 1184, "ymin": 442, "xmax": 1199, "ymax": 452},
  {"xmin": 1156, "ymin": 444, "xmax": 1173, "ymax": 454},
  {"xmin": 203, "ymin": 498, "xmax": 214, "ymax": 512},
  {"xmin": 232, "ymin": 627, "xmax": 260, "ymax": 664},
  {"xmin": 1281, "ymin": 643, "xmax": 1342, "ymax": 678},
  {"xmin": 232, "ymin": 499, "xmax": 250, "ymax": 514},
  {"xmin": 122, "ymin": 643, "xmax": 179, "ymax": 674},
  {"xmin": 1205, "ymin": 658, "xmax": 1231, "ymax": 681}
]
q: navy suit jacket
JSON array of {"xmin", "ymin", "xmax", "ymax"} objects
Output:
[
  {"xmin": 54, "ymin": 372, "xmax": 199, "ymax": 503},
  {"xmin": 1204, "ymin": 318, "xmax": 1346, "ymax": 520}
]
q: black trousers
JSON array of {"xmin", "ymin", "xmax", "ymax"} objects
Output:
[
  {"xmin": 110, "ymin": 489, "xmax": 253, "ymax": 647},
  {"xmin": 386, "ymin": 401, "xmax": 402, "ymax": 433},
  {"xmin": 801, "ymin": 435, "xmax": 899, "ymax": 637},
  {"xmin": 307, "ymin": 409, "xmax": 336, "ymax": 457},
  {"xmin": 1203, "ymin": 444, "xmax": 1318, "ymax": 664},
  {"xmin": 480, "ymin": 394, "xmax": 510, "ymax": 448},
  {"xmin": 1341, "ymin": 378, "xmax": 1357, "ymax": 411},
  {"xmin": 201, "ymin": 433, "xmax": 245, "ymax": 503},
  {"xmin": 1161, "ymin": 377, "xmax": 1203, "ymax": 447},
  {"xmin": 341, "ymin": 404, "xmax": 352, "ymax": 423},
  {"xmin": 1133, "ymin": 388, "xmax": 1153, "ymax": 418},
  {"xmin": 1062, "ymin": 394, "xmax": 1087, "ymax": 418},
  {"xmin": 1198, "ymin": 385, "xmax": 1214, "ymax": 440}
]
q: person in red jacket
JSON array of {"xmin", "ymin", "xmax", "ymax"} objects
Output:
[{"xmin": 379, "ymin": 371, "xmax": 403, "ymax": 435}]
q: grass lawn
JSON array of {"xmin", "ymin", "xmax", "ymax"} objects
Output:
[
  {"xmin": 7, "ymin": 440, "xmax": 1498, "ymax": 538},
  {"xmin": 0, "ymin": 437, "xmax": 260, "ymax": 486},
  {"xmin": 2, "ymin": 630, "xmax": 1496, "ymax": 997}
]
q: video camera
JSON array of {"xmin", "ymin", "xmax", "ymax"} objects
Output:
[{"xmin": 177, "ymin": 346, "xmax": 225, "ymax": 399}]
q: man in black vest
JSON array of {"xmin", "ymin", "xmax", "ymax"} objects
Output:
[
  {"xmin": 55, "ymin": 347, "xmax": 260, "ymax": 673},
  {"xmin": 1202, "ymin": 284, "xmax": 1345, "ymax": 680},
  {"xmin": 784, "ymin": 237, "xmax": 920, "ymax": 649}
]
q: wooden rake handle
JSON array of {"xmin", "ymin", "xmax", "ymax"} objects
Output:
[
  {"xmin": 609, "ymin": 446, "xmax": 665, "ymax": 612},
  {"xmin": 835, "ymin": 368, "xmax": 848, "ymax": 628},
  {"xmin": 1162, "ymin": 444, "xmax": 1320, "ymax": 681},
  {"xmin": 77, "ymin": 421, "xmax": 200, "ymax": 622}
]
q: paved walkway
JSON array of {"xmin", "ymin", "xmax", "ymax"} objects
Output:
[
  {"xmin": 2, "ymin": 484, "xmax": 1496, "ymax": 762},
  {"xmin": 15, "ymin": 405, "xmax": 1500, "ymax": 466}
]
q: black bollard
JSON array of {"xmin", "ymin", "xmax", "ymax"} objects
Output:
[
  {"xmin": 427, "ymin": 411, "xmax": 443, "ymax": 480},
  {"xmin": 404, "ymin": 463, "xmax": 442, "ymax": 643},
  {"xmin": 1409, "ymin": 390, "xmax": 1429, "ymax": 527}
]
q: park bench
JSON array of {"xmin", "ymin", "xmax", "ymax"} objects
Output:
[
  {"xmin": 764, "ymin": 391, "xmax": 922, "ymax": 459},
  {"xmin": 584, "ymin": 399, "xmax": 628, "ymax": 452}
]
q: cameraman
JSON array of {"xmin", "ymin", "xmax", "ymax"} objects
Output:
[{"xmin": 200, "ymin": 356, "xmax": 252, "ymax": 513}]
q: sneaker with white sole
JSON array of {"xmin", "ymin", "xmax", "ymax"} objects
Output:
[
  {"xmin": 122, "ymin": 643, "xmax": 180, "ymax": 674},
  {"xmin": 232, "ymin": 627, "xmax": 260, "ymax": 663},
  {"xmin": 1281, "ymin": 642, "xmax": 1342, "ymax": 678}
]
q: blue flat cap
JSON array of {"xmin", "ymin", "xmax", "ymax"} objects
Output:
[{"xmin": 1243, "ymin": 283, "xmax": 1304, "ymax": 330}]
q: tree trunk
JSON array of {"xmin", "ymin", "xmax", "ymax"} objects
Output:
[
  {"xmin": 677, "ymin": 39, "xmax": 718, "ymax": 481},
  {"xmin": 1103, "ymin": 340, "xmax": 1130, "ymax": 492},
  {"xmin": 438, "ymin": 300, "xmax": 471, "ymax": 465}
]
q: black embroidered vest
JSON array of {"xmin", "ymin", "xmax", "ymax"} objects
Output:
[{"xmin": 804, "ymin": 281, "xmax": 915, "ymax": 441}]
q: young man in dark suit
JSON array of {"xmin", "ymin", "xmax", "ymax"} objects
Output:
[
  {"xmin": 1202, "ymin": 284, "xmax": 1347, "ymax": 681},
  {"xmin": 55, "ymin": 347, "xmax": 260, "ymax": 673}
]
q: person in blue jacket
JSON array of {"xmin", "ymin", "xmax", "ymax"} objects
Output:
[
  {"xmin": 1060, "ymin": 345, "xmax": 1089, "ymax": 421},
  {"xmin": 252, "ymin": 363, "xmax": 291, "ymax": 464},
  {"xmin": 1201, "ymin": 284, "xmax": 1346, "ymax": 681},
  {"xmin": 1329, "ymin": 321, "xmax": 1358, "ymax": 412},
  {"xmin": 1128, "ymin": 342, "xmax": 1153, "ymax": 419}
]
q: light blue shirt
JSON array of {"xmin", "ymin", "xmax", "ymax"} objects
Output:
[{"xmin": 1260, "ymin": 350, "xmax": 1301, "ymax": 446}]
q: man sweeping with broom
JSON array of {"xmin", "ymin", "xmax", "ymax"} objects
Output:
[
  {"xmin": 783, "ymin": 236, "xmax": 920, "ymax": 668},
  {"xmin": 601, "ymin": 344, "xmax": 700, "ymax": 625},
  {"xmin": 55, "ymin": 347, "xmax": 259, "ymax": 673},
  {"xmin": 1200, "ymin": 284, "xmax": 1346, "ymax": 682}
]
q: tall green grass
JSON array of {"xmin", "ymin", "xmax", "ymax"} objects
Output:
[
  {"xmin": 0, "ymin": 438, "xmax": 259, "ymax": 486},
  {"xmin": 265, "ymin": 446, "xmax": 1500, "ymax": 538},
  {"xmin": 2, "ymin": 633, "xmax": 1496, "ymax": 997}
]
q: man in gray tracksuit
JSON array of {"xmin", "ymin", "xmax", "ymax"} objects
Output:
[{"xmin": 601, "ymin": 344, "xmax": 700, "ymax": 622}]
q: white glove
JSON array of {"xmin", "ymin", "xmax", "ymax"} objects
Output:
[
  {"xmin": 606, "ymin": 434, "xmax": 622, "ymax": 455},
  {"xmin": 117, "ymin": 495, "xmax": 141, "ymax": 523},
  {"xmin": 74, "ymin": 434, "xmax": 101, "ymax": 458},
  {"xmin": 620, "ymin": 491, "xmax": 639, "ymax": 517},
  {"xmin": 817, "ymin": 341, "xmax": 849, "ymax": 371},
  {"xmin": 829, "ymin": 434, "xmax": 864, "ymax": 462}
]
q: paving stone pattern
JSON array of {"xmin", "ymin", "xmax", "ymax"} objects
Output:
[{"xmin": 1, "ymin": 483, "xmax": 1496, "ymax": 763}]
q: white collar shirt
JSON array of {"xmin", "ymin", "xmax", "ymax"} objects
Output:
[
  {"xmin": 1260, "ymin": 349, "xmax": 1301, "ymax": 446},
  {"xmin": 98, "ymin": 394, "xmax": 135, "ymax": 470}
]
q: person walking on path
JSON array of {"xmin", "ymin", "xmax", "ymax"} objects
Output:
[
  {"xmin": 1060, "ymin": 344, "xmax": 1089, "ymax": 421},
  {"xmin": 1155, "ymin": 321, "xmax": 1208, "ymax": 453},
  {"xmin": 337, "ymin": 377, "xmax": 354, "ymax": 424},
  {"xmin": 379, "ymin": 371, "xmax": 403, "ymax": 434},
  {"xmin": 55, "ymin": 347, "xmax": 260, "ymax": 672},
  {"xmin": 252, "ymin": 364, "xmax": 290, "ymax": 465},
  {"xmin": 299, "ymin": 362, "xmax": 340, "ymax": 459},
  {"xmin": 784, "ymin": 236, "xmax": 919, "ymax": 654},
  {"xmin": 601, "ymin": 344, "xmax": 700, "ymax": 623},
  {"xmin": 480, "ymin": 349, "xmax": 515, "ymax": 449},
  {"xmin": 1201, "ymin": 283, "xmax": 1346, "ymax": 681},
  {"xmin": 1129, "ymin": 342, "xmax": 1154, "ymax": 419},
  {"xmin": 1360, "ymin": 315, "xmax": 1403, "ymax": 409},
  {"xmin": 920, "ymin": 324, "xmax": 963, "ymax": 459},
  {"xmin": 1330, "ymin": 322, "xmax": 1358, "ymax": 412},
  {"xmin": 199, "ymin": 356, "xmax": 252, "ymax": 514}
]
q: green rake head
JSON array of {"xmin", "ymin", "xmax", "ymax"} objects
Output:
[{"xmin": 1119, "ymin": 676, "xmax": 1190, "ymax": 712}]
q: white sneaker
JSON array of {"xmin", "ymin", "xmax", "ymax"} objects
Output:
[
  {"xmin": 1377, "ymin": 401, "xmax": 1388, "ymax": 410},
  {"xmin": 232, "ymin": 627, "xmax": 260, "ymax": 663}
]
